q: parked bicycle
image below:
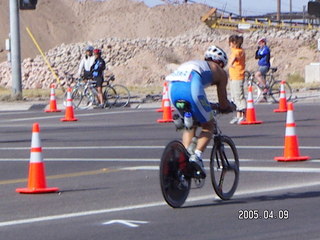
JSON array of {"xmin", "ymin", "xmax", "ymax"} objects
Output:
[
  {"xmin": 159, "ymin": 101, "xmax": 240, "ymax": 208},
  {"xmin": 244, "ymin": 67, "xmax": 292, "ymax": 103},
  {"xmin": 64, "ymin": 74, "xmax": 130, "ymax": 110}
]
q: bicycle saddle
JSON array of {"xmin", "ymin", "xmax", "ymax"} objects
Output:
[
  {"xmin": 106, "ymin": 74, "xmax": 115, "ymax": 81},
  {"xmin": 270, "ymin": 67, "xmax": 278, "ymax": 73}
]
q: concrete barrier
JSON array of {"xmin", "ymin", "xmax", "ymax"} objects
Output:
[{"xmin": 305, "ymin": 63, "xmax": 320, "ymax": 83}]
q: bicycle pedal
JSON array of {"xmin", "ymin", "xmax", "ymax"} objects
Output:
[{"xmin": 194, "ymin": 170, "xmax": 206, "ymax": 179}]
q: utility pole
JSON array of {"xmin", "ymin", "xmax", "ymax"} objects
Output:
[
  {"xmin": 239, "ymin": 0, "xmax": 242, "ymax": 17},
  {"xmin": 277, "ymin": 0, "xmax": 281, "ymax": 22},
  {"xmin": 289, "ymin": 0, "xmax": 292, "ymax": 24},
  {"xmin": 9, "ymin": 0, "xmax": 22, "ymax": 100}
]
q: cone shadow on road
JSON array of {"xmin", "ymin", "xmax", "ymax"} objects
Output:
[
  {"xmin": 0, "ymin": 139, "xmax": 30, "ymax": 144},
  {"xmin": 231, "ymin": 134, "xmax": 271, "ymax": 139},
  {"xmin": 59, "ymin": 187, "xmax": 111, "ymax": 193}
]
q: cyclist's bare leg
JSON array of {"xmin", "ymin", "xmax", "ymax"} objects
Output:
[
  {"xmin": 97, "ymin": 86, "xmax": 104, "ymax": 105},
  {"xmin": 196, "ymin": 119, "xmax": 215, "ymax": 152},
  {"xmin": 255, "ymin": 71, "xmax": 266, "ymax": 87},
  {"xmin": 182, "ymin": 128, "xmax": 196, "ymax": 149}
]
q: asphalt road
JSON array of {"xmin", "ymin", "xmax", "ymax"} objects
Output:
[{"xmin": 0, "ymin": 102, "xmax": 319, "ymax": 240}]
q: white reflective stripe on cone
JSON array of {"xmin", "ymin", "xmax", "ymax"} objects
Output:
[
  {"xmin": 30, "ymin": 152, "xmax": 43, "ymax": 163},
  {"xmin": 163, "ymin": 86, "xmax": 168, "ymax": 99},
  {"xmin": 247, "ymin": 101, "xmax": 253, "ymax": 109},
  {"xmin": 31, "ymin": 133, "xmax": 41, "ymax": 148},
  {"xmin": 67, "ymin": 91, "xmax": 72, "ymax": 100},
  {"xmin": 164, "ymin": 99, "xmax": 170, "ymax": 107},
  {"xmin": 285, "ymin": 126, "xmax": 296, "ymax": 136},
  {"xmin": 286, "ymin": 110, "xmax": 295, "ymax": 124}
]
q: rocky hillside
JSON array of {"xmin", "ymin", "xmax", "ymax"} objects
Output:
[{"xmin": 0, "ymin": 0, "xmax": 319, "ymax": 90}]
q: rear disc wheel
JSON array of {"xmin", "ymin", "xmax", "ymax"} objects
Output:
[{"xmin": 160, "ymin": 140, "xmax": 191, "ymax": 208}]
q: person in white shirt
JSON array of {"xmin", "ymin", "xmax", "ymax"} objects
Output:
[{"xmin": 77, "ymin": 46, "xmax": 95, "ymax": 79}]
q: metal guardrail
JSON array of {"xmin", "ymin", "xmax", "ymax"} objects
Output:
[{"xmin": 201, "ymin": 8, "xmax": 319, "ymax": 31}]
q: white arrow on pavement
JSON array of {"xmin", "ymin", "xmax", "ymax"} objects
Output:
[{"xmin": 102, "ymin": 219, "xmax": 148, "ymax": 228}]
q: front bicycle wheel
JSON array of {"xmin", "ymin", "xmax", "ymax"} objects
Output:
[
  {"xmin": 73, "ymin": 88, "xmax": 93, "ymax": 110},
  {"xmin": 269, "ymin": 80, "xmax": 292, "ymax": 103},
  {"xmin": 160, "ymin": 140, "xmax": 191, "ymax": 208},
  {"xmin": 210, "ymin": 135, "xmax": 239, "ymax": 200}
]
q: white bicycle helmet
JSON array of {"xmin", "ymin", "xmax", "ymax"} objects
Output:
[
  {"xmin": 85, "ymin": 45, "xmax": 94, "ymax": 52},
  {"xmin": 204, "ymin": 46, "xmax": 228, "ymax": 68}
]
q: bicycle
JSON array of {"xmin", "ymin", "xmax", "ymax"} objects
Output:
[
  {"xmin": 63, "ymin": 75, "xmax": 130, "ymax": 109},
  {"xmin": 244, "ymin": 67, "xmax": 292, "ymax": 103},
  {"xmin": 103, "ymin": 75, "xmax": 131, "ymax": 108},
  {"xmin": 159, "ymin": 101, "xmax": 240, "ymax": 208}
]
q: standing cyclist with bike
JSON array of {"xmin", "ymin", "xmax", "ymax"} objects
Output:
[
  {"xmin": 91, "ymin": 48, "xmax": 106, "ymax": 108},
  {"xmin": 166, "ymin": 46, "xmax": 235, "ymax": 178},
  {"xmin": 77, "ymin": 46, "xmax": 95, "ymax": 79},
  {"xmin": 255, "ymin": 37, "xmax": 271, "ymax": 94}
]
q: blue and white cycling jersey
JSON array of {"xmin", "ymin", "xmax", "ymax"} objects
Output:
[
  {"xmin": 166, "ymin": 60, "xmax": 215, "ymax": 123},
  {"xmin": 166, "ymin": 60, "xmax": 213, "ymax": 88}
]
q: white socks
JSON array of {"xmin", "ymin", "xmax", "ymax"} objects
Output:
[{"xmin": 195, "ymin": 149, "xmax": 202, "ymax": 159}]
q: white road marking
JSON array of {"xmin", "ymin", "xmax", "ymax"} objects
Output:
[
  {"xmin": 0, "ymin": 109, "xmax": 152, "ymax": 123},
  {"xmin": 0, "ymin": 145, "xmax": 318, "ymax": 151},
  {"xmin": 1, "ymin": 180, "xmax": 320, "ymax": 227},
  {"xmin": 0, "ymin": 158, "xmax": 319, "ymax": 163},
  {"xmin": 122, "ymin": 165, "xmax": 320, "ymax": 173},
  {"xmin": 102, "ymin": 219, "xmax": 148, "ymax": 228}
]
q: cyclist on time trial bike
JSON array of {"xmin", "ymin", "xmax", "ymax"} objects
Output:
[
  {"xmin": 77, "ymin": 46, "xmax": 95, "ymax": 79},
  {"xmin": 166, "ymin": 46, "xmax": 235, "ymax": 178}
]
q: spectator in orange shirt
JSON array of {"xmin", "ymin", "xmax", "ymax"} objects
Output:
[{"xmin": 228, "ymin": 35, "xmax": 246, "ymax": 124}]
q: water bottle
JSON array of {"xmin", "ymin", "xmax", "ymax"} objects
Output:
[
  {"xmin": 187, "ymin": 137, "xmax": 197, "ymax": 155},
  {"xmin": 173, "ymin": 114, "xmax": 184, "ymax": 130},
  {"xmin": 184, "ymin": 112, "xmax": 193, "ymax": 129}
]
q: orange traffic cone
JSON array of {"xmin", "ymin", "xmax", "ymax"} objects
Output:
[
  {"xmin": 16, "ymin": 123, "xmax": 59, "ymax": 194},
  {"xmin": 156, "ymin": 81, "xmax": 174, "ymax": 113},
  {"xmin": 156, "ymin": 82, "xmax": 167, "ymax": 112},
  {"xmin": 157, "ymin": 94, "xmax": 173, "ymax": 123},
  {"xmin": 60, "ymin": 88, "xmax": 78, "ymax": 122},
  {"xmin": 240, "ymin": 85, "xmax": 263, "ymax": 125},
  {"xmin": 45, "ymin": 84, "xmax": 61, "ymax": 113},
  {"xmin": 274, "ymin": 102, "xmax": 310, "ymax": 162},
  {"xmin": 274, "ymin": 81, "xmax": 287, "ymax": 113}
]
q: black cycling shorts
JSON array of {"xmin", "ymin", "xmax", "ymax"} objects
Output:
[
  {"xmin": 83, "ymin": 71, "xmax": 92, "ymax": 80},
  {"xmin": 94, "ymin": 76, "xmax": 104, "ymax": 87}
]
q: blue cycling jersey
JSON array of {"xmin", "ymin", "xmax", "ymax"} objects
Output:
[
  {"xmin": 257, "ymin": 46, "xmax": 270, "ymax": 67},
  {"xmin": 91, "ymin": 58, "xmax": 106, "ymax": 78}
]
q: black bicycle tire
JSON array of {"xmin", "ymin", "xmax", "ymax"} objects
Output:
[
  {"xmin": 75, "ymin": 87, "xmax": 94, "ymax": 110},
  {"xmin": 103, "ymin": 86, "xmax": 117, "ymax": 108},
  {"xmin": 210, "ymin": 135, "xmax": 239, "ymax": 200},
  {"xmin": 270, "ymin": 80, "xmax": 292, "ymax": 103},
  {"xmin": 160, "ymin": 140, "xmax": 191, "ymax": 208},
  {"xmin": 111, "ymin": 84, "xmax": 130, "ymax": 107}
]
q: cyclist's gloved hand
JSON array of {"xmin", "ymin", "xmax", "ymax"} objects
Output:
[
  {"xmin": 219, "ymin": 101, "xmax": 237, "ymax": 114},
  {"xmin": 210, "ymin": 102, "xmax": 220, "ymax": 111}
]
